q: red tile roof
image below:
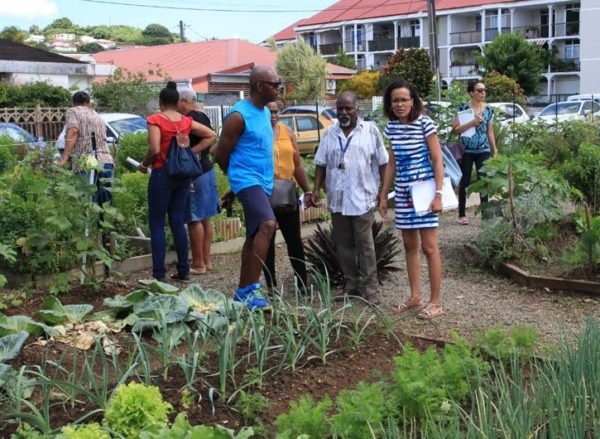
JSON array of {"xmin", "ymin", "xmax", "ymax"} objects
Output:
[
  {"xmin": 92, "ymin": 39, "xmax": 277, "ymax": 93},
  {"xmin": 268, "ymin": 20, "xmax": 305, "ymax": 42},
  {"xmin": 295, "ymin": 0, "xmax": 519, "ymax": 28}
]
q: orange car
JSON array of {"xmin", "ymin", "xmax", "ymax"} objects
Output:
[{"xmin": 278, "ymin": 113, "xmax": 333, "ymax": 155}]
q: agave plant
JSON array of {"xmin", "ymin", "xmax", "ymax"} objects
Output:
[{"xmin": 304, "ymin": 221, "xmax": 402, "ymax": 287}]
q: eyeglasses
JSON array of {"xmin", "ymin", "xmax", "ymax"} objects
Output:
[
  {"xmin": 260, "ymin": 80, "xmax": 282, "ymax": 89},
  {"xmin": 475, "ymin": 88, "xmax": 488, "ymax": 93}
]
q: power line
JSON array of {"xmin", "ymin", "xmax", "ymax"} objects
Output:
[{"xmin": 77, "ymin": 0, "xmax": 430, "ymax": 14}]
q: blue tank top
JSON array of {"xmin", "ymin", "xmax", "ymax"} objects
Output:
[{"xmin": 226, "ymin": 100, "xmax": 274, "ymax": 195}]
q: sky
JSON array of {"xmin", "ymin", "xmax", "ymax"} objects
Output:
[{"xmin": 0, "ymin": 0, "xmax": 339, "ymax": 43}]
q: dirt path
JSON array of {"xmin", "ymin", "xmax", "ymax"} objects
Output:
[{"xmin": 123, "ymin": 210, "xmax": 600, "ymax": 347}]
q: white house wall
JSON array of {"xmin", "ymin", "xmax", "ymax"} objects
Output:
[{"xmin": 579, "ymin": 0, "xmax": 600, "ymax": 93}]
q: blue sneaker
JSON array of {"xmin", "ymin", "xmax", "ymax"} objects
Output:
[{"xmin": 233, "ymin": 283, "xmax": 272, "ymax": 310}]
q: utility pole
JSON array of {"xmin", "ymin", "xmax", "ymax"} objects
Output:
[
  {"xmin": 427, "ymin": 0, "xmax": 442, "ymax": 101},
  {"xmin": 179, "ymin": 20, "xmax": 185, "ymax": 42}
]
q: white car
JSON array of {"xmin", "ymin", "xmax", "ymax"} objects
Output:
[
  {"xmin": 56, "ymin": 113, "xmax": 147, "ymax": 150},
  {"xmin": 533, "ymin": 100, "xmax": 600, "ymax": 125},
  {"xmin": 488, "ymin": 102, "xmax": 530, "ymax": 127}
]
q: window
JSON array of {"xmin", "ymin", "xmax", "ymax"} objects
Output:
[
  {"xmin": 296, "ymin": 116, "xmax": 320, "ymax": 132},
  {"xmin": 593, "ymin": 102, "xmax": 600, "ymax": 113},
  {"xmin": 410, "ymin": 20, "xmax": 420, "ymax": 37},
  {"xmin": 564, "ymin": 40, "xmax": 580, "ymax": 59},
  {"xmin": 279, "ymin": 118, "xmax": 294, "ymax": 130}
]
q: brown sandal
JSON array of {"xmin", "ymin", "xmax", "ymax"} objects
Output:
[{"xmin": 417, "ymin": 303, "xmax": 446, "ymax": 319}]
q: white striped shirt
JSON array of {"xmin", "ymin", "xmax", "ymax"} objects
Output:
[{"xmin": 315, "ymin": 119, "xmax": 388, "ymax": 216}]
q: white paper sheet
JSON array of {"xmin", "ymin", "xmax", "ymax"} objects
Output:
[
  {"xmin": 410, "ymin": 177, "xmax": 458, "ymax": 216},
  {"xmin": 458, "ymin": 109, "xmax": 476, "ymax": 138}
]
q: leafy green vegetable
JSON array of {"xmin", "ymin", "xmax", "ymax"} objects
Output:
[
  {"xmin": 138, "ymin": 413, "xmax": 254, "ymax": 439},
  {"xmin": 35, "ymin": 296, "xmax": 93, "ymax": 325},
  {"xmin": 104, "ymin": 382, "xmax": 172, "ymax": 438},
  {"xmin": 58, "ymin": 423, "xmax": 111, "ymax": 439},
  {"xmin": 138, "ymin": 279, "xmax": 179, "ymax": 294},
  {"xmin": 0, "ymin": 313, "xmax": 45, "ymax": 337},
  {"xmin": 0, "ymin": 331, "xmax": 28, "ymax": 362},
  {"xmin": 103, "ymin": 289, "xmax": 151, "ymax": 310}
]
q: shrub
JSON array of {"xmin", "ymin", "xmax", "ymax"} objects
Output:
[
  {"xmin": 484, "ymin": 71, "xmax": 526, "ymax": 106},
  {"xmin": 560, "ymin": 142, "xmax": 600, "ymax": 214},
  {"xmin": 112, "ymin": 172, "xmax": 149, "ymax": 236},
  {"xmin": 304, "ymin": 221, "xmax": 402, "ymax": 287},
  {"xmin": 0, "ymin": 142, "xmax": 16, "ymax": 175},
  {"xmin": 104, "ymin": 382, "xmax": 172, "ymax": 438},
  {"xmin": 378, "ymin": 48, "xmax": 434, "ymax": 99},
  {"xmin": 114, "ymin": 132, "xmax": 148, "ymax": 175}
]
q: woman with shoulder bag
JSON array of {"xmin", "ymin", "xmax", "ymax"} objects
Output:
[
  {"xmin": 138, "ymin": 82, "xmax": 216, "ymax": 281},
  {"xmin": 452, "ymin": 80, "xmax": 497, "ymax": 225},
  {"xmin": 263, "ymin": 101, "xmax": 311, "ymax": 293}
]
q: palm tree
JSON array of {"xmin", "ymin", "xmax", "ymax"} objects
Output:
[{"xmin": 276, "ymin": 38, "xmax": 327, "ymax": 101}]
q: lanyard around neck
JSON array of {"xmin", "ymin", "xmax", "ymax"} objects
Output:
[{"xmin": 338, "ymin": 134, "xmax": 353, "ymax": 155}]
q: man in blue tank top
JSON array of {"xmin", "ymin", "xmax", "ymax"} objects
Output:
[{"xmin": 214, "ymin": 65, "xmax": 282, "ymax": 310}]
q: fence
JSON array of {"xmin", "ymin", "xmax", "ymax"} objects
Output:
[{"xmin": 0, "ymin": 106, "xmax": 66, "ymax": 141}]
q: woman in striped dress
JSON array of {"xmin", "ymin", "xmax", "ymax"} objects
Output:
[{"xmin": 378, "ymin": 79, "xmax": 445, "ymax": 319}]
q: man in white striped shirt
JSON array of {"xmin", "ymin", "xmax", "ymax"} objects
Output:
[{"xmin": 311, "ymin": 91, "xmax": 388, "ymax": 304}]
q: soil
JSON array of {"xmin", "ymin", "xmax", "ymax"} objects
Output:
[{"xmin": 2, "ymin": 208, "xmax": 599, "ymax": 436}]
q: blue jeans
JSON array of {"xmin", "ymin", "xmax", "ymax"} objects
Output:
[
  {"xmin": 458, "ymin": 151, "xmax": 490, "ymax": 217},
  {"xmin": 148, "ymin": 167, "xmax": 190, "ymax": 279}
]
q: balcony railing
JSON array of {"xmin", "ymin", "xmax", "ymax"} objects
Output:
[
  {"xmin": 368, "ymin": 38, "xmax": 395, "ymax": 51},
  {"xmin": 554, "ymin": 21, "xmax": 580, "ymax": 37},
  {"xmin": 344, "ymin": 40, "xmax": 367, "ymax": 52},
  {"xmin": 450, "ymin": 65, "xmax": 478, "ymax": 77},
  {"xmin": 551, "ymin": 57, "xmax": 580, "ymax": 72},
  {"xmin": 397, "ymin": 36, "xmax": 420, "ymax": 48},
  {"xmin": 320, "ymin": 43, "xmax": 343, "ymax": 55},
  {"xmin": 449, "ymin": 30, "xmax": 480, "ymax": 45},
  {"xmin": 513, "ymin": 25, "xmax": 542, "ymax": 39},
  {"xmin": 485, "ymin": 27, "xmax": 511, "ymax": 41}
]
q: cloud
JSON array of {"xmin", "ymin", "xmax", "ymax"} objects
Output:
[{"xmin": 0, "ymin": 0, "xmax": 58, "ymax": 19}]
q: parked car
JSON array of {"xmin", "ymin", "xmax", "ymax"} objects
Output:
[
  {"xmin": 278, "ymin": 113, "xmax": 333, "ymax": 155},
  {"xmin": 488, "ymin": 102, "xmax": 530, "ymax": 126},
  {"xmin": 281, "ymin": 105, "xmax": 338, "ymax": 123},
  {"xmin": 566, "ymin": 93, "xmax": 600, "ymax": 104},
  {"xmin": 0, "ymin": 122, "xmax": 46, "ymax": 149},
  {"xmin": 533, "ymin": 100, "xmax": 600, "ymax": 125},
  {"xmin": 56, "ymin": 113, "xmax": 147, "ymax": 150}
]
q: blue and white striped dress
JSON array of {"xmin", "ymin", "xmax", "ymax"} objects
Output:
[{"xmin": 384, "ymin": 115, "xmax": 439, "ymax": 229}]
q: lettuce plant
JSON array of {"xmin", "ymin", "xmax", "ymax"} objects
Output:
[
  {"xmin": 59, "ymin": 423, "xmax": 111, "ymax": 439},
  {"xmin": 104, "ymin": 382, "xmax": 172, "ymax": 438}
]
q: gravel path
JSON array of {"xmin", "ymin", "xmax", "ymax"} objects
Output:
[{"xmin": 126, "ymin": 209, "xmax": 600, "ymax": 347}]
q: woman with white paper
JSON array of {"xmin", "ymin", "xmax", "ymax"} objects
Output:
[
  {"xmin": 378, "ymin": 79, "xmax": 445, "ymax": 319},
  {"xmin": 452, "ymin": 80, "xmax": 497, "ymax": 225}
]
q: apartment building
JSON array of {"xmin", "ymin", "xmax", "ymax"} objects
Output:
[{"xmin": 281, "ymin": 0, "xmax": 598, "ymax": 98}]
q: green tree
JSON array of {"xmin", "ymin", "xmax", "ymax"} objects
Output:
[
  {"xmin": 79, "ymin": 42, "xmax": 104, "ymax": 53},
  {"xmin": 0, "ymin": 26, "xmax": 27, "ymax": 43},
  {"xmin": 29, "ymin": 25, "xmax": 41, "ymax": 34},
  {"xmin": 45, "ymin": 17, "xmax": 74, "ymax": 31},
  {"xmin": 91, "ymin": 68, "xmax": 162, "ymax": 115},
  {"xmin": 331, "ymin": 50, "xmax": 357, "ymax": 70},
  {"xmin": 110, "ymin": 25, "xmax": 142, "ymax": 44},
  {"xmin": 339, "ymin": 70, "xmax": 380, "ymax": 99},
  {"xmin": 90, "ymin": 25, "xmax": 111, "ymax": 39},
  {"xmin": 378, "ymin": 48, "xmax": 434, "ymax": 99},
  {"xmin": 141, "ymin": 23, "xmax": 174, "ymax": 46},
  {"xmin": 484, "ymin": 71, "xmax": 526, "ymax": 106},
  {"xmin": 476, "ymin": 33, "xmax": 545, "ymax": 95},
  {"xmin": 276, "ymin": 38, "xmax": 326, "ymax": 101}
]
